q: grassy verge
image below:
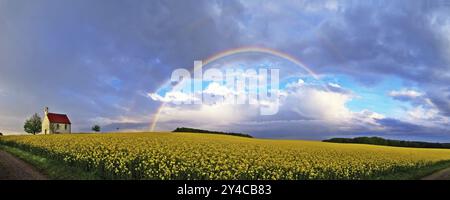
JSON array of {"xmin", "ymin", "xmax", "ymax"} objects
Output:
[
  {"xmin": 374, "ymin": 160, "xmax": 450, "ymax": 180},
  {"xmin": 0, "ymin": 145, "xmax": 102, "ymax": 180}
]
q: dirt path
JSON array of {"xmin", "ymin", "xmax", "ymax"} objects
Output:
[
  {"xmin": 421, "ymin": 167, "xmax": 450, "ymax": 180},
  {"xmin": 0, "ymin": 150, "xmax": 48, "ymax": 180}
]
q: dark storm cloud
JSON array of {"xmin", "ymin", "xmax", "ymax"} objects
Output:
[
  {"xmin": 371, "ymin": 118, "xmax": 450, "ymax": 142},
  {"xmin": 305, "ymin": 2, "xmax": 448, "ymax": 85},
  {"xmin": 275, "ymin": 1, "xmax": 448, "ymax": 84},
  {"xmin": 375, "ymin": 118, "xmax": 423, "ymax": 133},
  {"xmin": 0, "ymin": 0, "xmax": 245, "ymax": 132},
  {"xmin": 238, "ymin": 117, "xmax": 450, "ymax": 142},
  {"xmin": 100, "ymin": 122, "xmax": 150, "ymax": 133},
  {"xmin": 428, "ymin": 91, "xmax": 450, "ymax": 117},
  {"xmin": 238, "ymin": 0, "xmax": 450, "ymax": 121}
]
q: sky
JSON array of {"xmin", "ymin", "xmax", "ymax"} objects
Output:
[{"xmin": 1, "ymin": 0, "xmax": 450, "ymax": 141}]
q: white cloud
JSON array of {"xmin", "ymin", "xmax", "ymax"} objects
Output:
[
  {"xmin": 283, "ymin": 84, "xmax": 352, "ymax": 121},
  {"xmin": 285, "ymin": 79, "xmax": 305, "ymax": 89},
  {"xmin": 203, "ymin": 82, "xmax": 236, "ymax": 97},
  {"xmin": 156, "ymin": 103, "xmax": 254, "ymax": 131},
  {"xmin": 389, "ymin": 89, "xmax": 423, "ymax": 98},
  {"xmin": 386, "ymin": 87, "xmax": 450, "ymax": 130},
  {"xmin": 399, "ymin": 104, "xmax": 449, "ymax": 129},
  {"xmin": 152, "ymin": 78, "xmax": 389, "ymax": 137},
  {"xmin": 152, "ymin": 76, "xmax": 450, "ymax": 139},
  {"xmin": 407, "ymin": 106, "xmax": 439, "ymax": 121},
  {"xmin": 328, "ymin": 83, "xmax": 341, "ymax": 88},
  {"xmin": 147, "ymin": 91, "xmax": 199, "ymax": 103},
  {"xmin": 353, "ymin": 109, "xmax": 385, "ymax": 129}
]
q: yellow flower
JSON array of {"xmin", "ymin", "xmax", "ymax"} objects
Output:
[{"xmin": 1, "ymin": 132, "xmax": 450, "ymax": 180}]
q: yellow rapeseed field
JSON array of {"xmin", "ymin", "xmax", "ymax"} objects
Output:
[{"xmin": 1, "ymin": 132, "xmax": 450, "ymax": 180}]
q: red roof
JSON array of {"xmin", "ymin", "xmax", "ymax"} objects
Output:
[{"xmin": 47, "ymin": 113, "xmax": 71, "ymax": 124}]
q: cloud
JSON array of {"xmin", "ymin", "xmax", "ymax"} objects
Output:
[
  {"xmin": 252, "ymin": 1, "xmax": 450, "ymax": 88},
  {"xmin": 153, "ymin": 78, "xmax": 388, "ymax": 139},
  {"xmin": 101, "ymin": 122, "xmax": 150, "ymax": 132},
  {"xmin": 283, "ymin": 81, "xmax": 353, "ymax": 121},
  {"xmin": 353, "ymin": 109, "xmax": 385, "ymax": 128},
  {"xmin": 326, "ymin": 82, "xmax": 353, "ymax": 94},
  {"xmin": 148, "ymin": 91, "xmax": 199, "ymax": 103},
  {"xmin": 1, "ymin": 0, "xmax": 450, "ymax": 141},
  {"xmin": 156, "ymin": 104, "xmax": 254, "ymax": 131},
  {"xmin": 386, "ymin": 88, "xmax": 450, "ymax": 131},
  {"xmin": 388, "ymin": 89, "xmax": 431, "ymax": 106},
  {"xmin": 87, "ymin": 115, "xmax": 153, "ymax": 132},
  {"xmin": 407, "ymin": 106, "xmax": 441, "ymax": 122},
  {"xmin": 427, "ymin": 88, "xmax": 450, "ymax": 117},
  {"xmin": 0, "ymin": 0, "xmax": 246, "ymax": 133},
  {"xmin": 389, "ymin": 89, "xmax": 424, "ymax": 99},
  {"xmin": 203, "ymin": 82, "xmax": 236, "ymax": 97}
]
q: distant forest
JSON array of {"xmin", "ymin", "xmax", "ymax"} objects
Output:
[
  {"xmin": 323, "ymin": 137, "xmax": 450, "ymax": 149},
  {"xmin": 173, "ymin": 127, "xmax": 253, "ymax": 138}
]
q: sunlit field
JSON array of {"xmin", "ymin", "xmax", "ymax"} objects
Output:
[{"xmin": 2, "ymin": 132, "xmax": 450, "ymax": 180}]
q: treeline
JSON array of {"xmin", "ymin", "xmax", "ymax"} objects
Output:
[
  {"xmin": 323, "ymin": 137, "xmax": 450, "ymax": 149},
  {"xmin": 173, "ymin": 127, "xmax": 253, "ymax": 138}
]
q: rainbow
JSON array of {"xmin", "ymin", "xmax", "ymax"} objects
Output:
[{"xmin": 150, "ymin": 46, "xmax": 322, "ymax": 131}]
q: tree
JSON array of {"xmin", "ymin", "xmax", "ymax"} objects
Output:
[
  {"xmin": 24, "ymin": 113, "xmax": 42, "ymax": 135},
  {"xmin": 92, "ymin": 125, "xmax": 101, "ymax": 132}
]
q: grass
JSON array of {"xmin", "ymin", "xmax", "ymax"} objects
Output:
[
  {"xmin": 0, "ymin": 145, "xmax": 101, "ymax": 180},
  {"xmin": 376, "ymin": 160, "xmax": 450, "ymax": 180}
]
